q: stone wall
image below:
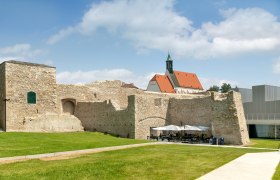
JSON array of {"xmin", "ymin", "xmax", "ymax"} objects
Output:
[
  {"xmin": 56, "ymin": 80, "xmax": 142, "ymax": 114},
  {"xmin": 5, "ymin": 61, "xmax": 57, "ymax": 131},
  {"xmin": 134, "ymin": 94, "xmax": 170, "ymax": 139},
  {"xmin": 0, "ymin": 60, "xmax": 249, "ymax": 144},
  {"xmin": 75, "ymin": 96, "xmax": 135, "ymax": 138},
  {"xmin": 0, "ymin": 63, "xmax": 5, "ymax": 130},
  {"xmin": 21, "ymin": 113, "xmax": 84, "ymax": 132},
  {"xmin": 210, "ymin": 91, "xmax": 249, "ymax": 145},
  {"xmin": 132, "ymin": 91, "xmax": 249, "ymax": 145}
]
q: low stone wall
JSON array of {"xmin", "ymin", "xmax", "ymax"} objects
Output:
[
  {"xmin": 75, "ymin": 96, "xmax": 136, "ymax": 138},
  {"xmin": 19, "ymin": 114, "xmax": 84, "ymax": 132}
]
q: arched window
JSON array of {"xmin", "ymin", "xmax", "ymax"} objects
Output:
[{"xmin": 27, "ymin": 91, "xmax": 36, "ymax": 104}]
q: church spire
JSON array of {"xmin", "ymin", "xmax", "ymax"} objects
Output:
[{"xmin": 166, "ymin": 53, "xmax": 173, "ymax": 73}]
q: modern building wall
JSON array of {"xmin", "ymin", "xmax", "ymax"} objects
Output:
[
  {"xmin": 234, "ymin": 88, "xmax": 252, "ymax": 103},
  {"xmin": 236, "ymin": 85, "xmax": 280, "ymax": 138}
]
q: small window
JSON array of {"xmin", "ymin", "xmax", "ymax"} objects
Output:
[{"xmin": 27, "ymin": 91, "xmax": 36, "ymax": 104}]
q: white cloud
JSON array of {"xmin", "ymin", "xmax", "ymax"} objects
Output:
[
  {"xmin": 57, "ymin": 69, "xmax": 156, "ymax": 89},
  {"xmin": 200, "ymin": 77, "xmax": 238, "ymax": 90},
  {"xmin": 0, "ymin": 44, "xmax": 43, "ymax": 60},
  {"xmin": 47, "ymin": 27, "xmax": 76, "ymax": 45},
  {"xmin": 272, "ymin": 57, "xmax": 280, "ymax": 74},
  {"xmin": 48, "ymin": 0, "xmax": 280, "ymax": 59}
]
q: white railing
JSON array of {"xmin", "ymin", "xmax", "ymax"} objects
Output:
[{"xmin": 246, "ymin": 113, "xmax": 280, "ymax": 121}]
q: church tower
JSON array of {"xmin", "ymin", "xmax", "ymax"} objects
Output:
[{"xmin": 166, "ymin": 53, "xmax": 173, "ymax": 73}]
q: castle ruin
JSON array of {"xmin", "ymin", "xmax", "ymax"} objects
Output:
[{"xmin": 0, "ymin": 60, "xmax": 249, "ymax": 145}]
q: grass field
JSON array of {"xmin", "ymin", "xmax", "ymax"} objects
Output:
[
  {"xmin": 0, "ymin": 144, "xmax": 269, "ymax": 180},
  {"xmin": 274, "ymin": 162, "xmax": 280, "ymax": 180},
  {"xmin": 247, "ymin": 138, "xmax": 280, "ymax": 180},
  {"xmin": 0, "ymin": 133, "xmax": 278, "ymax": 179},
  {"xmin": 0, "ymin": 132, "xmax": 147, "ymax": 157},
  {"xmin": 247, "ymin": 138, "xmax": 280, "ymax": 149}
]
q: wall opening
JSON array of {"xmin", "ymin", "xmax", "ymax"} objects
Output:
[
  {"xmin": 62, "ymin": 99, "xmax": 76, "ymax": 115},
  {"xmin": 27, "ymin": 91, "xmax": 36, "ymax": 104}
]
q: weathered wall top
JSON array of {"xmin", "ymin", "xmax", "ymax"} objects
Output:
[{"xmin": 3, "ymin": 60, "xmax": 55, "ymax": 69}]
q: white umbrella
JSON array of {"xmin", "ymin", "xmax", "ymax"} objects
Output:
[
  {"xmin": 152, "ymin": 125, "xmax": 183, "ymax": 131},
  {"xmin": 182, "ymin": 125, "xmax": 203, "ymax": 131},
  {"xmin": 195, "ymin": 126, "xmax": 210, "ymax": 131}
]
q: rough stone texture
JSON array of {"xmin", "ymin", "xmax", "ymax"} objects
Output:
[
  {"xmin": 0, "ymin": 63, "xmax": 5, "ymax": 130},
  {"xmin": 133, "ymin": 92, "xmax": 249, "ymax": 145},
  {"xmin": 4, "ymin": 61, "xmax": 57, "ymax": 131},
  {"xmin": 210, "ymin": 91, "xmax": 249, "ymax": 145},
  {"xmin": 21, "ymin": 113, "xmax": 84, "ymax": 132},
  {"xmin": 0, "ymin": 60, "xmax": 250, "ymax": 145},
  {"xmin": 75, "ymin": 97, "xmax": 135, "ymax": 138}
]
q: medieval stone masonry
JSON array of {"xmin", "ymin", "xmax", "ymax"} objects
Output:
[{"xmin": 0, "ymin": 60, "xmax": 249, "ymax": 145}]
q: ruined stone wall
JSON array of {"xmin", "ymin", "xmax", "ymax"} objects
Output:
[
  {"xmin": 56, "ymin": 80, "xmax": 142, "ymax": 114},
  {"xmin": 56, "ymin": 84, "xmax": 97, "ymax": 114},
  {"xmin": 5, "ymin": 62, "xmax": 57, "ymax": 131},
  {"xmin": 75, "ymin": 96, "xmax": 135, "ymax": 138},
  {"xmin": 133, "ymin": 91, "xmax": 249, "ymax": 145},
  {"xmin": 134, "ymin": 94, "xmax": 170, "ymax": 139},
  {"xmin": 167, "ymin": 97, "xmax": 212, "ymax": 127},
  {"xmin": 0, "ymin": 63, "xmax": 5, "ymax": 130}
]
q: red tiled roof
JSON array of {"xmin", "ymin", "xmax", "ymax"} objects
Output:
[
  {"xmin": 173, "ymin": 70, "xmax": 203, "ymax": 90},
  {"xmin": 150, "ymin": 74, "xmax": 175, "ymax": 93}
]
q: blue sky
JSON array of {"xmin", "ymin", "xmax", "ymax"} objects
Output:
[{"xmin": 1, "ymin": 0, "xmax": 280, "ymax": 89}]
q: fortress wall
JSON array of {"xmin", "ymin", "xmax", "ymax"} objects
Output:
[
  {"xmin": 5, "ymin": 62, "xmax": 57, "ymax": 131},
  {"xmin": 57, "ymin": 81, "xmax": 142, "ymax": 113},
  {"xmin": 133, "ymin": 91, "xmax": 249, "ymax": 145},
  {"xmin": 213, "ymin": 91, "xmax": 249, "ymax": 145},
  {"xmin": 86, "ymin": 81, "xmax": 143, "ymax": 109},
  {"xmin": 75, "ymin": 96, "xmax": 135, "ymax": 138},
  {"xmin": 167, "ymin": 97, "xmax": 213, "ymax": 127},
  {"xmin": 56, "ymin": 84, "xmax": 97, "ymax": 114},
  {"xmin": 0, "ymin": 63, "xmax": 5, "ymax": 130},
  {"xmin": 134, "ymin": 94, "xmax": 170, "ymax": 139}
]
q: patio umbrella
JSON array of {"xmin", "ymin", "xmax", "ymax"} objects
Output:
[
  {"xmin": 195, "ymin": 126, "xmax": 210, "ymax": 131},
  {"xmin": 182, "ymin": 125, "xmax": 203, "ymax": 131},
  {"xmin": 152, "ymin": 125, "xmax": 183, "ymax": 131}
]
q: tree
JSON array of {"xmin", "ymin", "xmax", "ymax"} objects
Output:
[
  {"xmin": 220, "ymin": 83, "xmax": 232, "ymax": 93},
  {"xmin": 208, "ymin": 85, "xmax": 220, "ymax": 92}
]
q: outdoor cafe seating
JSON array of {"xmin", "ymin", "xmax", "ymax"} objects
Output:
[{"xmin": 150, "ymin": 125, "xmax": 217, "ymax": 144}]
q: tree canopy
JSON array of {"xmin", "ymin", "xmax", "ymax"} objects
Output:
[
  {"xmin": 208, "ymin": 85, "xmax": 220, "ymax": 92},
  {"xmin": 220, "ymin": 83, "xmax": 232, "ymax": 93}
]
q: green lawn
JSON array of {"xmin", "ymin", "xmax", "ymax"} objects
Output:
[
  {"xmin": 0, "ymin": 132, "xmax": 147, "ymax": 157},
  {"xmin": 0, "ymin": 145, "xmax": 269, "ymax": 180},
  {"xmin": 247, "ymin": 138, "xmax": 280, "ymax": 179},
  {"xmin": 247, "ymin": 138, "xmax": 280, "ymax": 149},
  {"xmin": 274, "ymin": 162, "xmax": 280, "ymax": 180}
]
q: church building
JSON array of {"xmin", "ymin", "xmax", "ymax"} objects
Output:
[{"xmin": 147, "ymin": 54, "xmax": 203, "ymax": 94}]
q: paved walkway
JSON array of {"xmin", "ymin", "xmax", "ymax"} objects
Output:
[
  {"xmin": 0, "ymin": 142, "xmax": 279, "ymax": 179},
  {"xmin": 198, "ymin": 151, "xmax": 280, "ymax": 180},
  {"xmin": 0, "ymin": 142, "xmax": 165, "ymax": 164}
]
